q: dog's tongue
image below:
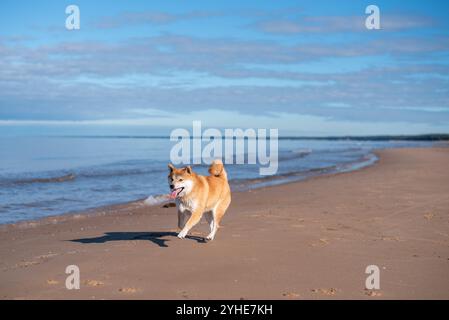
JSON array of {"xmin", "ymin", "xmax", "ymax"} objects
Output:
[{"xmin": 169, "ymin": 190, "xmax": 178, "ymax": 199}]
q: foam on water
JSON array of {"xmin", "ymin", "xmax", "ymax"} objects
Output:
[{"xmin": 144, "ymin": 195, "xmax": 170, "ymax": 206}]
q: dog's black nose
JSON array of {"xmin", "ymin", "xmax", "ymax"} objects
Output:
[{"xmin": 170, "ymin": 184, "xmax": 174, "ymax": 189}]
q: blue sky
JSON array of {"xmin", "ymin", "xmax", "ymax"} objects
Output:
[{"xmin": 0, "ymin": 0, "xmax": 448, "ymax": 136}]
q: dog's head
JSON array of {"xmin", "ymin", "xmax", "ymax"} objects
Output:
[{"xmin": 167, "ymin": 164, "xmax": 194, "ymax": 199}]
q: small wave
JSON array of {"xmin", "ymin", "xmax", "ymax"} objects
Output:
[
  {"xmin": 292, "ymin": 148, "xmax": 312, "ymax": 155},
  {"xmin": 310, "ymin": 147, "xmax": 364, "ymax": 155},
  {"xmin": 230, "ymin": 153, "xmax": 377, "ymax": 191},
  {"xmin": 0, "ymin": 166, "xmax": 166, "ymax": 187},
  {"xmin": 7, "ymin": 197, "xmax": 80, "ymax": 210},
  {"xmin": 230, "ymin": 164, "xmax": 338, "ymax": 188},
  {"xmin": 78, "ymin": 168, "xmax": 163, "ymax": 179},
  {"xmin": 278, "ymin": 149, "xmax": 312, "ymax": 161},
  {"xmin": 1, "ymin": 173, "xmax": 76, "ymax": 186}
]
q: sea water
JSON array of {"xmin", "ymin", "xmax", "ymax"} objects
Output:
[{"xmin": 0, "ymin": 136, "xmax": 435, "ymax": 224}]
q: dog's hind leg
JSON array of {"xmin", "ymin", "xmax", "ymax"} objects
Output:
[
  {"xmin": 207, "ymin": 198, "xmax": 231, "ymax": 241},
  {"xmin": 206, "ymin": 209, "xmax": 220, "ymax": 241},
  {"xmin": 204, "ymin": 211, "xmax": 215, "ymax": 240},
  {"xmin": 205, "ymin": 216, "xmax": 218, "ymax": 241}
]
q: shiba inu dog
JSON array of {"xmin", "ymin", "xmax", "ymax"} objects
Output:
[{"xmin": 168, "ymin": 159, "xmax": 231, "ymax": 241}]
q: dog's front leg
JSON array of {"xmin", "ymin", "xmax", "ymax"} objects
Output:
[
  {"xmin": 178, "ymin": 210, "xmax": 190, "ymax": 229},
  {"xmin": 178, "ymin": 210, "xmax": 203, "ymax": 239}
]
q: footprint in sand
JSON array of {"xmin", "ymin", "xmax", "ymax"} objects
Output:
[
  {"xmin": 311, "ymin": 288, "xmax": 338, "ymax": 296},
  {"xmin": 310, "ymin": 238, "xmax": 330, "ymax": 247},
  {"xmin": 35, "ymin": 253, "xmax": 58, "ymax": 260},
  {"xmin": 16, "ymin": 260, "xmax": 40, "ymax": 268},
  {"xmin": 424, "ymin": 213, "xmax": 434, "ymax": 220},
  {"xmin": 177, "ymin": 290, "xmax": 189, "ymax": 298},
  {"xmin": 119, "ymin": 287, "xmax": 138, "ymax": 294},
  {"xmin": 14, "ymin": 253, "xmax": 59, "ymax": 269},
  {"xmin": 85, "ymin": 280, "xmax": 104, "ymax": 287},
  {"xmin": 282, "ymin": 292, "xmax": 300, "ymax": 299},
  {"xmin": 365, "ymin": 290, "xmax": 382, "ymax": 297},
  {"xmin": 381, "ymin": 236, "xmax": 401, "ymax": 242}
]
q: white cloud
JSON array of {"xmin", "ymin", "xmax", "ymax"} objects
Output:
[
  {"xmin": 254, "ymin": 15, "xmax": 436, "ymax": 34},
  {"xmin": 1, "ymin": 109, "xmax": 447, "ymax": 136}
]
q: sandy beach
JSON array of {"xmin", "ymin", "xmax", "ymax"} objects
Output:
[{"xmin": 1, "ymin": 147, "xmax": 448, "ymax": 299}]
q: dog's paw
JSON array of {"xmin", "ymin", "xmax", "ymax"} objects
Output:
[
  {"xmin": 206, "ymin": 234, "xmax": 215, "ymax": 241},
  {"xmin": 177, "ymin": 230, "xmax": 187, "ymax": 239}
]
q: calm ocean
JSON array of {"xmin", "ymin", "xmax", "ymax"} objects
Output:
[{"xmin": 0, "ymin": 136, "xmax": 435, "ymax": 224}]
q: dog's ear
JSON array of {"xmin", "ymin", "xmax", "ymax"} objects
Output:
[
  {"xmin": 185, "ymin": 166, "xmax": 192, "ymax": 174},
  {"xmin": 168, "ymin": 163, "xmax": 175, "ymax": 172}
]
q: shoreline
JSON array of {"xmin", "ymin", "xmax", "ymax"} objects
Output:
[
  {"xmin": 1, "ymin": 147, "xmax": 449, "ymax": 299},
  {"xmin": 0, "ymin": 141, "xmax": 449, "ymax": 230},
  {"xmin": 0, "ymin": 150, "xmax": 380, "ymax": 231}
]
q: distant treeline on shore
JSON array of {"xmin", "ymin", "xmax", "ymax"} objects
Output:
[
  {"xmin": 279, "ymin": 134, "xmax": 449, "ymax": 141},
  {"xmin": 59, "ymin": 134, "xmax": 449, "ymax": 141}
]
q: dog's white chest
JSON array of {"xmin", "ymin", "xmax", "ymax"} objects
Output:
[{"xmin": 176, "ymin": 198, "xmax": 197, "ymax": 213}]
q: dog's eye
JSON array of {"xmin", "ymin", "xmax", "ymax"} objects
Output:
[{"xmin": 179, "ymin": 179, "xmax": 183, "ymax": 182}]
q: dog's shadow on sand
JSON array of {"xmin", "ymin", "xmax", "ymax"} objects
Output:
[{"xmin": 70, "ymin": 231, "xmax": 206, "ymax": 248}]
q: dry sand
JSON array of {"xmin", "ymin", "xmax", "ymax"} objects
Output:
[{"xmin": 1, "ymin": 147, "xmax": 448, "ymax": 299}]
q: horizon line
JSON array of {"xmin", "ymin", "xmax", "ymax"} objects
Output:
[{"xmin": 6, "ymin": 133, "xmax": 448, "ymax": 141}]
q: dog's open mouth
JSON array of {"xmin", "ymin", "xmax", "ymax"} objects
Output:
[{"xmin": 169, "ymin": 187, "xmax": 184, "ymax": 199}]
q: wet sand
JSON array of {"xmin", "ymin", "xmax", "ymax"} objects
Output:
[{"xmin": 1, "ymin": 147, "xmax": 449, "ymax": 299}]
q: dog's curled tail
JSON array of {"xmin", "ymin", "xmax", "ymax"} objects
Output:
[{"xmin": 208, "ymin": 159, "xmax": 227, "ymax": 180}]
